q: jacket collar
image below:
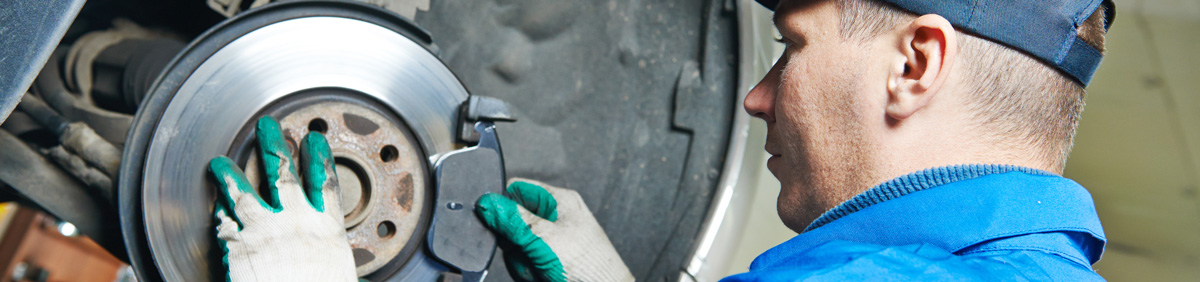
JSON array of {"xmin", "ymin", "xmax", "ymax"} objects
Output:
[
  {"xmin": 806, "ymin": 164, "xmax": 1056, "ymax": 231},
  {"xmin": 752, "ymin": 165, "xmax": 1106, "ymax": 270}
]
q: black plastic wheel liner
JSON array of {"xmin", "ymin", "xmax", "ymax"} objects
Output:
[{"xmin": 414, "ymin": 0, "xmax": 739, "ymax": 280}]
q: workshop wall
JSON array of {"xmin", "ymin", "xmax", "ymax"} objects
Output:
[{"xmin": 1067, "ymin": 0, "xmax": 1200, "ymax": 280}]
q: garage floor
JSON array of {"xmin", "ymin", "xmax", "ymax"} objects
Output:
[{"xmin": 722, "ymin": 0, "xmax": 1200, "ymax": 280}]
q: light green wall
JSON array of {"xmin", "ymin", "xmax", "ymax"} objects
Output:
[{"xmin": 1067, "ymin": 0, "xmax": 1200, "ymax": 280}]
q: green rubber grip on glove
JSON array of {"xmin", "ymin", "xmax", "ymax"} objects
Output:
[
  {"xmin": 300, "ymin": 131, "xmax": 333, "ymax": 212},
  {"xmin": 477, "ymin": 182, "xmax": 566, "ymax": 282},
  {"xmin": 256, "ymin": 116, "xmax": 295, "ymax": 211},
  {"xmin": 507, "ymin": 181, "xmax": 559, "ymax": 221},
  {"xmin": 209, "ymin": 156, "xmax": 260, "ymax": 229}
]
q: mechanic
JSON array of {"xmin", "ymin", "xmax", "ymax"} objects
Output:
[{"xmin": 205, "ymin": 0, "xmax": 1115, "ymax": 281}]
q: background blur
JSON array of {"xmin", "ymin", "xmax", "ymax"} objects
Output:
[{"xmin": 723, "ymin": 0, "xmax": 1200, "ymax": 280}]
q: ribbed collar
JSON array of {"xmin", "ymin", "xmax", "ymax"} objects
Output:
[
  {"xmin": 804, "ymin": 164, "xmax": 1056, "ymax": 232},
  {"xmin": 750, "ymin": 166, "xmax": 1106, "ymax": 271}
]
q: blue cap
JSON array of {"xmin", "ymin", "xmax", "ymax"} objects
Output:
[{"xmin": 756, "ymin": 0, "xmax": 1116, "ymax": 86}]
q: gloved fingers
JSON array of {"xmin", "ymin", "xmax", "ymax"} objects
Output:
[
  {"xmin": 213, "ymin": 203, "xmax": 240, "ymax": 239},
  {"xmin": 209, "ymin": 156, "xmax": 269, "ymax": 225},
  {"xmin": 501, "ymin": 247, "xmax": 539, "ymax": 282},
  {"xmin": 255, "ymin": 116, "xmax": 306, "ymax": 212},
  {"xmin": 475, "ymin": 193, "xmax": 566, "ymax": 282},
  {"xmin": 299, "ymin": 131, "xmax": 340, "ymax": 215},
  {"xmin": 212, "ymin": 205, "xmax": 237, "ymax": 276},
  {"xmin": 505, "ymin": 180, "xmax": 559, "ymax": 222},
  {"xmin": 476, "ymin": 193, "xmax": 539, "ymax": 243}
]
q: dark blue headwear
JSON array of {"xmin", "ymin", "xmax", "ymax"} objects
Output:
[{"xmin": 756, "ymin": 0, "xmax": 1116, "ymax": 86}]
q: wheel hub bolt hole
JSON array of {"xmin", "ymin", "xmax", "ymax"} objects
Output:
[
  {"xmin": 377, "ymin": 221, "xmax": 396, "ymax": 238},
  {"xmin": 309, "ymin": 118, "xmax": 328, "ymax": 134},
  {"xmin": 380, "ymin": 145, "xmax": 398, "ymax": 162}
]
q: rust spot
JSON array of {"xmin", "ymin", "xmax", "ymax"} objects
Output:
[
  {"xmin": 396, "ymin": 173, "xmax": 413, "ymax": 211},
  {"xmin": 343, "ymin": 113, "xmax": 380, "ymax": 136},
  {"xmin": 282, "ymin": 129, "xmax": 298, "ymax": 152}
]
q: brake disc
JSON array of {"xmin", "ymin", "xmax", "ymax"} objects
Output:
[{"xmin": 119, "ymin": 2, "xmax": 466, "ymax": 281}]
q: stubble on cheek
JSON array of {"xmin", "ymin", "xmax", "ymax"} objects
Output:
[{"xmin": 773, "ymin": 54, "xmax": 874, "ymax": 232}]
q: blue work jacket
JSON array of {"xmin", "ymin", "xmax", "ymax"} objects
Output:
[{"xmin": 723, "ymin": 164, "xmax": 1107, "ymax": 281}]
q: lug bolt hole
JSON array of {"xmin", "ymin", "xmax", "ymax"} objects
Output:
[
  {"xmin": 380, "ymin": 145, "xmax": 399, "ymax": 162},
  {"xmin": 377, "ymin": 221, "xmax": 396, "ymax": 238},
  {"xmin": 308, "ymin": 118, "xmax": 328, "ymax": 134}
]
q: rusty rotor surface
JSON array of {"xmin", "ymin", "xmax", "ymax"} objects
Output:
[
  {"xmin": 244, "ymin": 101, "xmax": 425, "ymax": 274},
  {"xmin": 125, "ymin": 11, "xmax": 468, "ymax": 281}
]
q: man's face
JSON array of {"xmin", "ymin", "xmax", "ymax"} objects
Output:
[{"xmin": 745, "ymin": 0, "xmax": 883, "ymax": 232}]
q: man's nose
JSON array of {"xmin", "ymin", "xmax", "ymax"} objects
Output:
[{"xmin": 744, "ymin": 62, "xmax": 780, "ymax": 123}]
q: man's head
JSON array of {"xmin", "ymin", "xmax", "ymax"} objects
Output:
[{"xmin": 745, "ymin": 0, "xmax": 1113, "ymax": 232}]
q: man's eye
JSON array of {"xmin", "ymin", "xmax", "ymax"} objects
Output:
[{"xmin": 774, "ymin": 37, "xmax": 787, "ymax": 44}]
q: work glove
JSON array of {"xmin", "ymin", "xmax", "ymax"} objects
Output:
[
  {"xmin": 208, "ymin": 116, "xmax": 357, "ymax": 282},
  {"xmin": 476, "ymin": 178, "xmax": 635, "ymax": 282}
]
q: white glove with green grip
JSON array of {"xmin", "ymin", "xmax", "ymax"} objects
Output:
[
  {"xmin": 475, "ymin": 179, "xmax": 635, "ymax": 282},
  {"xmin": 208, "ymin": 116, "xmax": 357, "ymax": 282}
]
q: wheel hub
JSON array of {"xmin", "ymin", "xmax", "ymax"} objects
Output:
[
  {"xmin": 119, "ymin": 3, "xmax": 468, "ymax": 281},
  {"xmin": 239, "ymin": 92, "xmax": 428, "ymax": 275}
]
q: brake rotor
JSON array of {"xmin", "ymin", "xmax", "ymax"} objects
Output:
[{"xmin": 119, "ymin": 2, "xmax": 467, "ymax": 281}]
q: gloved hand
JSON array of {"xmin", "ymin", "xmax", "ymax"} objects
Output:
[
  {"xmin": 476, "ymin": 179, "xmax": 635, "ymax": 282},
  {"xmin": 208, "ymin": 116, "xmax": 357, "ymax": 282}
]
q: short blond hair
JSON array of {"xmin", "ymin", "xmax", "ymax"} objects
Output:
[{"xmin": 834, "ymin": 0, "xmax": 1108, "ymax": 167}]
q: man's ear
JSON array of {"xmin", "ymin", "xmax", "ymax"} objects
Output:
[{"xmin": 886, "ymin": 14, "xmax": 957, "ymax": 120}]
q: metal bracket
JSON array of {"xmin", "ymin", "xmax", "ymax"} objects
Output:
[{"xmin": 457, "ymin": 96, "xmax": 515, "ymax": 144}]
